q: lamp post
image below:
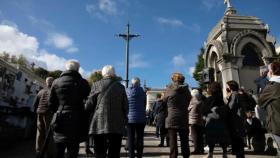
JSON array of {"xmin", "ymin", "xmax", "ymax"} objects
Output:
[{"xmin": 116, "ymin": 23, "xmax": 140, "ymax": 88}]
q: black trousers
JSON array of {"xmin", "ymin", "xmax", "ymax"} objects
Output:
[
  {"xmin": 54, "ymin": 142, "xmax": 80, "ymax": 158},
  {"xmin": 168, "ymin": 129, "xmax": 190, "ymax": 158},
  {"xmin": 93, "ymin": 134, "xmax": 122, "ymax": 158},
  {"xmin": 127, "ymin": 123, "xmax": 145, "ymax": 158},
  {"xmin": 159, "ymin": 126, "xmax": 169, "ymax": 146},
  {"xmin": 190, "ymin": 124, "xmax": 204, "ymax": 153},
  {"xmin": 231, "ymin": 135, "xmax": 245, "ymax": 158}
]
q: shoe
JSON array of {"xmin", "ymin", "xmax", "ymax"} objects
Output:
[
  {"xmin": 158, "ymin": 144, "xmax": 164, "ymax": 147},
  {"xmin": 85, "ymin": 148, "xmax": 94, "ymax": 156},
  {"xmin": 203, "ymin": 152, "xmax": 213, "ymax": 158}
]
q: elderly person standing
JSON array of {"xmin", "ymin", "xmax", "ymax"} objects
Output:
[
  {"xmin": 85, "ymin": 65, "xmax": 128, "ymax": 158},
  {"xmin": 49, "ymin": 60, "xmax": 90, "ymax": 158},
  {"xmin": 259, "ymin": 61, "xmax": 280, "ymax": 149},
  {"xmin": 188, "ymin": 89, "xmax": 204, "ymax": 155},
  {"xmin": 163, "ymin": 72, "xmax": 191, "ymax": 158},
  {"xmin": 126, "ymin": 77, "xmax": 146, "ymax": 158},
  {"xmin": 34, "ymin": 77, "xmax": 54, "ymax": 158}
]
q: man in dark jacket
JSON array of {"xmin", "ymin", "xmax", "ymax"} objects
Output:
[
  {"xmin": 259, "ymin": 61, "xmax": 280, "ymax": 149},
  {"xmin": 34, "ymin": 77, "xmax": 54, "ymax": 157},
  {"xmin": 163, "ymin": 73, "xmax": 191, "ymax": 158},
  {"xmin": 85, "ymin": 65, "xmax": 128, "ymax": 158},
  {"xmin": 49, "ymin": 60, "xmax": 90, "ymax": 158}
]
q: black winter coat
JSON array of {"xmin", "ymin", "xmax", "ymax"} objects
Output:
[
  {"xmin": 155, "ymin": 100, "xmax": 167, "ymax": 128},
  {"xmin": 49, "ymin": 70, "xmax": 90, "ymax": 143}
]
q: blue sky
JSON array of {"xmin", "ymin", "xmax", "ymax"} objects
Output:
[{"xmin": 0, "ymin": 0, "xmax": 279, "ymax": 88}]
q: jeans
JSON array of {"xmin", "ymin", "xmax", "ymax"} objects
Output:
[
  {"xmin": 168, "ymin": 129, "xmax": 190, "ymax": 158},
  {"xmin": 93, "ymin": 134, "xmax": 122, "ymax": 158},
  {"xmin": 127, "ymin": 123, "xmax": 145, "ymax": 158}
]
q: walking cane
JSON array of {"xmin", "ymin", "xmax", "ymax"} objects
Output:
[{"xmin": 38, "ymin": 126, "xmax": 53, "ymax": 158}]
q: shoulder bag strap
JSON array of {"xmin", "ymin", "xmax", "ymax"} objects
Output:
[{"xmin": 95, "ymin": 81, "xmax": 118, "ymax": 111}]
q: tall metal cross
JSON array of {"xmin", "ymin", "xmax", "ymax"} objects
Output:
[
  {"xmin": 224, "ymin": 0, "xmax": 232, "ymax": 8},
  {"xmin": 116, "ymin": 23, "xmax": 140, "ymax": 88}
]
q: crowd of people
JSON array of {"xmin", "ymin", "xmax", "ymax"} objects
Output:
[{"xmin": 33, "ymin": 59, "xmax": 280, "ymax": 158}]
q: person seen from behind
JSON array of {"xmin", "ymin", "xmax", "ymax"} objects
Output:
[
  {"xmin": 163, "ymin": 72, "xmax": 191, "ymax": 158},
  {"xmin": 34, "ymin": 77, "xmax": 54, "ymax": 158},
  {"xmin": 85, "ymin": 65, "xmax": 128, "ymax": 158},
  {"xmin": 188, "ymin": 89, "xmax": 204, "ymax": 155},
  {"xmin": 126, "ymin": 77, "xmax": 146, "ymax": 158},
  {"xmin": 49, "ymin": 60, "xmax": 90, "ymax": 158}
]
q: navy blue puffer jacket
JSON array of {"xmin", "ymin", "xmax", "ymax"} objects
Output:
[{"xmin": 126, "ymin": 86, "xmax": 146, "ymax": 123}]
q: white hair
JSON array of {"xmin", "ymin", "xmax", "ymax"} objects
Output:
[
  {"xmin": 191, "ymin": 89, "xmax": 201, "ymax": 100},
  {"xmin": 131, "ymin": 77, "xmax": 140, "ymax": 86},
  {"xmin": 65, "ymin": 59, "xmax": 80, "ymax": 71},
  {"xmin": 102, "ymin": 65, "xmax": 115, "ymax": 77},
  {"xmin": 46, "ymin": 77, "xmax": 54, "ymax": 87}
]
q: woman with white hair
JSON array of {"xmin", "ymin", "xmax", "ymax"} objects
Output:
[
  {"xmin": 85, "ymin": 65, "xmax": 128, "ymax": 158},
  {"xmin": 126, "ymin": 77, "xmax": 146, "ymax": 158},
  {"xmin": 188, "ymin": 89, "xmax": 204, "ymax": 154},
  {"xmin": 49, "ymin": 59, "xmax": 91, "ymax": 158}
]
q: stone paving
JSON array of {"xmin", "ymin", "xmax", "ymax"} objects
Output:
[{"xmin": 0, "ymin": 126, "xmax": 278, "ymax": 158}]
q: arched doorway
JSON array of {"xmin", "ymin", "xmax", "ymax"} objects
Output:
[
  {"xmin": 239, "ymin": 43, "xmax": 264, "ymax": 93},
  {"xmin": 209, "ymin": 51, "xmax": 222, "ymax": 84}
]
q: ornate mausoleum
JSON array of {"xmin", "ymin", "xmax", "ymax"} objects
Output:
[{"xmin": 204, "ymin": 1, "xmax": 278, "ymax": 94}]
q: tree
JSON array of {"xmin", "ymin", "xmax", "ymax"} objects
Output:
[
  {"xmin": 49, "ymin": 70, "xmax": 63, "ymax": 79},
  {"xmin": 193, "ymin": 47, "xmax": 206, "ymax": 89},
  {"xmin": 10, "ymin": 55, "xmax": 18, "ymax": 64},
  {"xmin": 0, "ymin": 52, "xmax": 10, "ymax": 61},
  {"xmin": 17, "ymin": 54, "xmax": 28, "ymax": 67},
  {"xmin": 33, "ymin": 67, "xmax": 49, "ymax": 79},
  {"xmin": 87, "ymin": 71, "xmax": 103, "ymax": 87}
]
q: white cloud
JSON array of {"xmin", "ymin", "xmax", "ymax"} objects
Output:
[
  {"xmin": 188, "ymin": 67, "xmax": 195, "ymax": 76},
  {"xmin": 172, "ymin": 54, "xmax": 186, "ymax": 67},
  {"xmin": 46, "ymin": 33, "xmax": 78, "ymax": 53},
  {"xmin": 201, "ymin": 0, "xmax": 221, "ymax": 10},
  {"xmin": 86, "ymin": 0, "xmax": 123, "ymax": 21},
  {"xmin": 156, "ymin": 17, "xmax": 184, "ymax": 27},
  {"xmin": 130, "ymin": 54, "xmax": 149, "ymax": 68},
  {"xmin": 0, "ymin": 23, "xmax": 88, "ymax": 77},
  {"xmin": 28, "ymin": 16, "xmax": 55, "ymax": 30},
  {"xmin": 0, "ymin": 24, "xmax": 38, "ymax": 57}
]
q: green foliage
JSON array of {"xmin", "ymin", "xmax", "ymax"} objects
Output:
[
  {"xmin": 10, "ymin": 55, "xmax": 18, "ymax": 64},
  {"xmin": 193, "ymin": 47, "xmax": 206, "ymax": 89},
  {"xmin": 49, "ymin": 70, "xmax": 63, "ymax": 79},
  {"xmin": 0, "ymin": 52, "xmax": 10, "ymax": 61},
  {"xmin": 87, "ymin": 71, "xmax": 103, "ymax": 87},
  {"xmin": 33, "ymin": 67, "xmax": 49, "ymax": 79},
  {"xmin": 17, "ymin": 54, "xmax": 28, "ymax": 67}
]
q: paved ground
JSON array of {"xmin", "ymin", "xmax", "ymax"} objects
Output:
[{"xmin": 0, "ymin": 126, "xmax": 279, "ymax": 158}]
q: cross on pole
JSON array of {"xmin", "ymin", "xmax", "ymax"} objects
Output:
[{"xmin": 116, "ymin": 23, "xmax": 140, "ymax": 88}]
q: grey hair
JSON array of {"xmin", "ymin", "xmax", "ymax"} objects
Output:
[
  {"xmin": 131, "ymin": 77, "xmax": 140, "ymax": 86},
  {"xmin": 65, "ymin": 59, "xmax": 80, "ymax": 71},
  {"xmin": 191, "ymin": 89, "xmax": 201, "ymax": 100},
  {"xmin": 46, "ymin": 77, "xmax": 54, "ymax": 88},
  {"xmin": 102, "ymin": 65, "xmax": 115, "ymax": 77}
]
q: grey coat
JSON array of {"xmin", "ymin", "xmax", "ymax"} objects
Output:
[
  {"xmin": 163, "ymin": 83, "xmax": 191, "ymax": 129},
  {"xmin": 85, "ymin": 77, "xmax": 128, "ymax": 135},
  {"xmin": 259, "ymin": 81, "xmax": 280, "ymax": 135}
]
